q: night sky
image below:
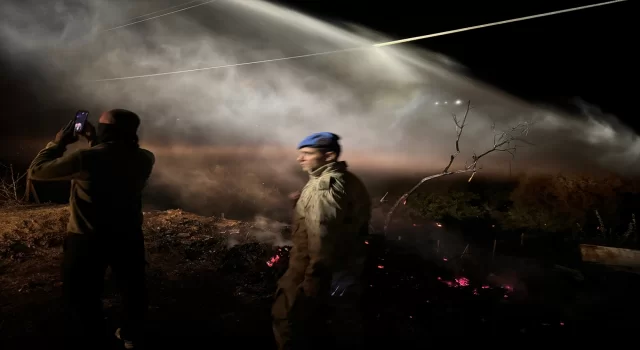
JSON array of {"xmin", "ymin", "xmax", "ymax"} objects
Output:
[{"xmin": 273, "ymin": 0, "xmax": 634, "ymax": 130}]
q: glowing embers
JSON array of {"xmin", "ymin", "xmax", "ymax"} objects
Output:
[
  {"xmin": 437, "ymin": 275, "xmax": 515, "ymax": 299},
  {"xmin": 266, "ymin": 247, "xmax": 289, "ymax": 267},
  {"xmin": 266, "ymin": 254, "xmax": 280, "ymax": 267}
]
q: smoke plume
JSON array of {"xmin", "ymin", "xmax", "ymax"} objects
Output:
[{"xmin": 1, "ymin": 0, "xmax": 638, "ymax": 217}]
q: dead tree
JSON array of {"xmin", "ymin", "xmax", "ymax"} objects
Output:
[
  {"xmin": 0, "ymin": 163, "xmax": 27, "ymax": 204},
  {"xmin": 384, "ymin": 101, "xmax": 532, "ymax": 234}
]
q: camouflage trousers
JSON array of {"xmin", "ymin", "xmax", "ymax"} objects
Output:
[
  {"xmin": 271, "ymin": 216, "xmax": 365, "ymax": 350},
  {"xmin": 272, "ymin": 271, "xmax": 365, "ymax": 350}
]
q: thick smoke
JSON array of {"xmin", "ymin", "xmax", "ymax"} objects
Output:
[{"xmin": 1, "ymin": 0, "xmax": 638, "ymax": 217}]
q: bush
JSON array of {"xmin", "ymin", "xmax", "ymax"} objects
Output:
[
  {"xmin": 409, "ymin": 191, "xmax": 485, "ymax": 223},
  {"xmin": 407, "ymin": 173, "xmax": 640, "ymax": 243}
]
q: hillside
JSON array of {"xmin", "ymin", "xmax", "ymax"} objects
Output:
[
  {"xmin": 0, "ymin": 204, "xmax": 286, "ymax": 348},
  {"xmin": 2, "ymin": 204, "xmax": 640, "ymax": 348}
]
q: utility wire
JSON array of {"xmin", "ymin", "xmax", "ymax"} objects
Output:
[
  {"xmin": 90, "ymin": 0, "xmax": 627, "ymax": 82},
  {"xmin": 100, "ymin": 0, "xmax": 218, "ymax": 33},
  {"xmin": 125, "ymin": 0, "xmax": 201, "ymax": 22}
]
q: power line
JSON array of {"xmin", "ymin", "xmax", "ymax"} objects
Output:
[
  {"xmin": 125, "ymin": 0, "xmax": 201, "ymax": 22},
  {"xmin": 90, "ymin": 0, "xmax": 627, "ymax": 82},
  {"xmin": 100, "ymin": 0, "xmax": 218, "ymax": 33},
  {"xmin": 90, "ymin": 47, "xmax": 366, "ymax": 81}
]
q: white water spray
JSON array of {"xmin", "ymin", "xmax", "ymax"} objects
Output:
[
  {"xmin": 0, "ymin": 0, "xmax": 637, "ymax": 214},
  {"xmin": 89, "ymin": 0, "xmax": 627, "ymax": 81}
]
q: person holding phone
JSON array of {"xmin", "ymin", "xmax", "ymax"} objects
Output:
[{"xmin": 28, "ymin": 109, "xmax": 155, "ymax": 349}]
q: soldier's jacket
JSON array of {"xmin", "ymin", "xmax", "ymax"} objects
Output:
[
  {"xmin": 28, "ymin": 141, "xmax": 155, "ymax": 235},
  {"xmin": 295, "ymin": 161, "xmax": 371, "ymax": 276}
]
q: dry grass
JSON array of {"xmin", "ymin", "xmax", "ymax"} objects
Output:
[
  {"xmin": 0, "ymin": 204, "xmax": 280, "ymax": 302},
  {"xmin": 0, "ymin": 204, "xmax": 69, "ymax": 261},
  {"xmin": 0, "ymin": 204, "xmax": 288, "ymax": 345}
]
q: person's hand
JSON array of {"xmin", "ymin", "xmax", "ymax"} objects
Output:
[
  {"xmin": 288, "ymin": 191, "xmax": 301, "ymax": 201},
  {"xmin": 79, "ymin": 121, "xmax": 97, "ymax": 144},
  {"xmin": 54, "ymin": 120, "xmax": 78, "ymax": 146},
  {"xmin": 288, "ymin": 191, "xmax": 301, "ymax": 206}
]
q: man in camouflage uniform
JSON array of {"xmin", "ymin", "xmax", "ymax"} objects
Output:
[
  {"xmin": 29, "ymin": 109, "xmax": 154, "ymax": 349},
  {"xmin": 272, "ymin": 132, "xmax": 372, "ymax": 349}
]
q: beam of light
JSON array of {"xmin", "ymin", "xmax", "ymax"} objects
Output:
[
  {"xmin": 100, "ymin": 0, "xmax": 219, "ymax": 33},
  {"xmin": 372, "ymin": 0, "xmax": 626, "ymax": 47},
  {"xmin": 89, "ymin": 0, "xmax": 626, "ymax": 82}
]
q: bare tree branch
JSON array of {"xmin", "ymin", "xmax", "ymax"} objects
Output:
[
  {"xmin": 0, "ymin": 163, "xmax": 27, "ymax": 204},
  {"xmin": 442, "ymin": 101, "xmax": 471, "ymax": 173},
  {"xmin": 383, "ymin": 101, "xmax": 532, "ymax": 234}
]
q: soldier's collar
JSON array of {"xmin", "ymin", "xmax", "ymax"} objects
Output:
[{"xmin": 309, "ymin": 161, "xmax": 347, "ymax": 178}]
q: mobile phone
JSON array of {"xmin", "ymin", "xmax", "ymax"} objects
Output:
[{"xmin": 74, "ymin": 110, "xmax": 89, "ymax": 134}]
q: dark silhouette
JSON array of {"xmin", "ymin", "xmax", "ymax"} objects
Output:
[{"xmin": 28, "ymin": 109, "xmax": 155, "ymax": 349}]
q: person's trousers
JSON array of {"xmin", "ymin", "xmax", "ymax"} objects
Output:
[
  {"xmin": 61, "ymin": 233, "xmax": 147, "ymax": 348},
  {"xmin": 272, "ymin": 269, "xmax": 365, "ymax": 350}
]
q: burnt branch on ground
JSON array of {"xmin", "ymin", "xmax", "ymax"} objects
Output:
[{"xmin": 384, "ymin": 101, "xmax": 533, "ymax": 234}]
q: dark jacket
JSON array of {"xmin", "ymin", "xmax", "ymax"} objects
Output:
[{"xmin": 29, "ymin": 141, "xmax": 155, "ymax": 235}]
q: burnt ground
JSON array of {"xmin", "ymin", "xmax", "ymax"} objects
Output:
[{"xmin": 1, "ymin": 204, "xmax": 640, "ymax": 349}]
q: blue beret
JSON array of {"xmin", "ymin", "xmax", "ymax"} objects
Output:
[{"xmin": 297, "ymin": 132, "xmax": 341, "ymax": 153}]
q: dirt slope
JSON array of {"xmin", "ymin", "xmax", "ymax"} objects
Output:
[
  {"xmin": 0, "ymin": 204, "xmax": 286, "ymax": 348},
  {"xmin": 0, "ymin": 204, "xmax": 278, "ymax": 290},
  {"xmin": 3, "ymin": 204, "xmax": 639, "ymax": 348}
]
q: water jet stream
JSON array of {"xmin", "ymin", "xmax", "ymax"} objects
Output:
[{"xmin": 89, "ymin": 0, "xmax": 627, "ymax": 82}]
